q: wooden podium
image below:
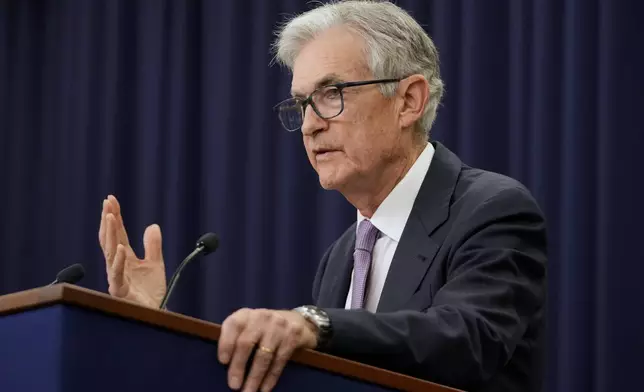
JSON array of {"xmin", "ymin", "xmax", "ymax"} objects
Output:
[{"xmin": 0, "ymin": 284, "xmax": 462, "ymax": 392}]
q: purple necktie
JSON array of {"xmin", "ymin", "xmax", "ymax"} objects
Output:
[{"xmin": 351, "ymin": 219, "xmax": 380, "ymax": 309}]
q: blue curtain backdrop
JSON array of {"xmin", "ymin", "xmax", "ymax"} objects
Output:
[{"xmin": 1, "ymin": 1, "xmax": 643, "ymax": 391}]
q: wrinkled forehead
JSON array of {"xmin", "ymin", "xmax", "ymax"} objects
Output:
[{"xmin": 290, "ymin": 26, "xmax": 371, "ymax": 97}]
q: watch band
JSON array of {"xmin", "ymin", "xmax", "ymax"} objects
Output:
[{"xmin": 293, "ymin": 305, "xmax": 333, "ymax": 348}]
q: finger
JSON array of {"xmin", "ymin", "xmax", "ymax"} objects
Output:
[
  {"xmin": 98, "ymin": 199, "xmax": 108, "ymax": 248},
  {"xmin": 228, "ymin": 328, "xmax": 262, "ymax": 391},
  {"xmin": 104, "ymin": 214, "xmax": 117, "ymax": 269},
  {"xmin": 143, "ymin": 224, "xmax": 163, "ymax": 262},
  {"xmin": 218, "ymin": 309, "xmax": 248, "ymax": 364},
  {"xmin": 107, "ymin": 195, "xmax": 130, "ymax": 246},
  {"xmin": 219, "ymin": 310, "xmax": 258, "ymax": 390},
  {"xmin": 245, "ymin": 315, "xmax": 288, "ymax": 392},
  {"xmin": 108, "ymin": 244, "xmax": 127, "ymax": 296},
  {"xmin": 260, "ymin": 341, "xmax": 294, "ymax": 392},
  {"xmin": 244, "ymin": 344, "xmax": 277, "ymax": 392}
]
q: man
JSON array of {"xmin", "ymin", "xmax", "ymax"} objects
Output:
[{"xmin": 99, "ymin": 1, "xmax": 547, "ymax": 392}]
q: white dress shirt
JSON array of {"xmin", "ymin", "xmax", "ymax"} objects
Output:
[{"xmin": 344, "ymin": 142, "xmax": 435, "ymax": 312}]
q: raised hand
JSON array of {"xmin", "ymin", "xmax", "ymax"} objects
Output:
[{"xmin": 98, "ymin": 195, "xmax": 167, "ymax": 308}]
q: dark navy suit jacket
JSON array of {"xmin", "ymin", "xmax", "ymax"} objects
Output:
[{"xmin": 312, "ymin": 141, "xmax": 547, "ymax": 392}]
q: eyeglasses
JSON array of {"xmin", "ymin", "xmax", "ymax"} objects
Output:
[{"xmin": 274, "ymin": 78, "xmax": 403, "ymax": 132}]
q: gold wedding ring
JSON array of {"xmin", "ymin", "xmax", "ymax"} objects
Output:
[{"xmin": 259, "ymin": 346, "xmax": 274, "ymax": 354}]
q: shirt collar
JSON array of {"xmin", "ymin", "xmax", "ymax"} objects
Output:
[{"xmin": 357, "ymin": 142, "xmax": 435, "ymax": 242}]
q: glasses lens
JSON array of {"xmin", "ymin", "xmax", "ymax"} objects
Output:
[
  {"xmin": 312, "ymin": 86, "xmax": 343, "ymax": 118},
  {"xmin": 276, "ymin": 86, "xmax": 344, "ymax": 131},
  {"xmin": 276, "ymin": 99, "xmax": 303, "ymax": 131}
]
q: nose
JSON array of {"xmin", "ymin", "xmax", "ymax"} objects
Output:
[{"xmin": 301, "ymin": 104, "xmax": 327, "ymax": 136}]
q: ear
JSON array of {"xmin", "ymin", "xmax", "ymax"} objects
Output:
[{"xmin": 397, "ymin": 75, "xmax": 430, "ymax": 130}]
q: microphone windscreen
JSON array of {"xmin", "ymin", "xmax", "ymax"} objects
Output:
[
  {"xmin": 196, "ymin": 232, "xmax": 219, "ymax": 255},
  {"xmin": 56, "ymin": 263, "xmax": 85, "ymax": 284}
]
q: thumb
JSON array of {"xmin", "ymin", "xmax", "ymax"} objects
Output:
[{"xmin": 143, "ymin": 224, "xmax": 163, "ymax": 262}]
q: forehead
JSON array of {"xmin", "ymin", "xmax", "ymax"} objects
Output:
[{"xmin": 291, "ymin": 26, "xmax": 369, "ymax": 96}]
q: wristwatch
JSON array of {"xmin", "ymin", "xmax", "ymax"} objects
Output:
[{"xmin": 293, "ymin": 305, "xmax": 333, "ymax": 348}]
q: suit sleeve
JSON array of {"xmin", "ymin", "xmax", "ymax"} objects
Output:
[{"xmin": 319, "ymin": 187, "xmax": 547, "ymax": 389}]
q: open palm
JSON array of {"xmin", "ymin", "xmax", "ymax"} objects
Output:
[{"xmin": 99, "ymin": 195, "xmax": 167, "ymax": 308}]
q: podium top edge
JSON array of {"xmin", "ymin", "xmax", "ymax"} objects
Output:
[{"xmin": 0, "ymin": 284, "xmax": 462, "ymax": 392}]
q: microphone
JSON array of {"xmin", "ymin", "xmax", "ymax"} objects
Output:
[
  {"xmin": 159, "ymin": 232, "xmax": 219, "ymax": 309},
  {"xmin": 50, "ymin": 263, "xmax": 85, "ymax": 285}
]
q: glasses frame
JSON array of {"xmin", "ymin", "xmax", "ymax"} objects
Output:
[{"xmin": 274, "ymin": 77, "xmax": 404, "ymax": 132}]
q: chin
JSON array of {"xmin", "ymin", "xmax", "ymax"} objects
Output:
[
  {"xmin": 316, "ymin": 169, "xmax": 343, "ymax": 190},
  {"xmin": 318, "ymin": 176, "xmax": 339, "ymax": 190},
  {"xmin": 313, "ymin": 159, "xmax": 357, "ymax": 190}
]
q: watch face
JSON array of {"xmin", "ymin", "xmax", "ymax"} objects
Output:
[
  {"xmin": 298, "ymin": 306, "xmax": 330, "ymax": 330},
  {"xmin": 295, "ymin": 306, "xmax": 332, "ymax": 347}
]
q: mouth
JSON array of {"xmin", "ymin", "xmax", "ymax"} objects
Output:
[
  {"xmin": 313, "ymin": 148, "xmax": 342, "ymax": 159},
  {"xmin": 313, "ymin": 147, "xmax": 341, "ymax": 155}
]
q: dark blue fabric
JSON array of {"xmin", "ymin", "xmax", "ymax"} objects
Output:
[
  {"xmin": 0, "ymin": 304, "xmax": 397, "ymax": 391},
  {"xmin": 1, "ymin": 1, "xmax": 643, "ymax": 391}
]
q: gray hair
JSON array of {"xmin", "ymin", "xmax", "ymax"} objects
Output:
[{"xmin": 272, "ymin": 0, "xmax": 444, "ymax": 136}]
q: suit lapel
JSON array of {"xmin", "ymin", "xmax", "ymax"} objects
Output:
[
  {"xmin": 376, "ymin": 142, "xmax": 462, "ymax": 312},
  {"xmin": 317, "ymin": 224, "xmax": 356, "ymax": 308},
  {"xmin": 376, "ymin": 209, "xmax": 441, "ymax": 312}
]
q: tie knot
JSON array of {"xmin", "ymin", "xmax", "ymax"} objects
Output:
[{"xmin": 356, "ymin": 219, "xmax": 379, "ymax": 252}]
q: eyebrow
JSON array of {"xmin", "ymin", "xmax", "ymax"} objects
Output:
[{"xmin": 291, "ymin": 73, "xmax": 345, "ymax": 98}]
